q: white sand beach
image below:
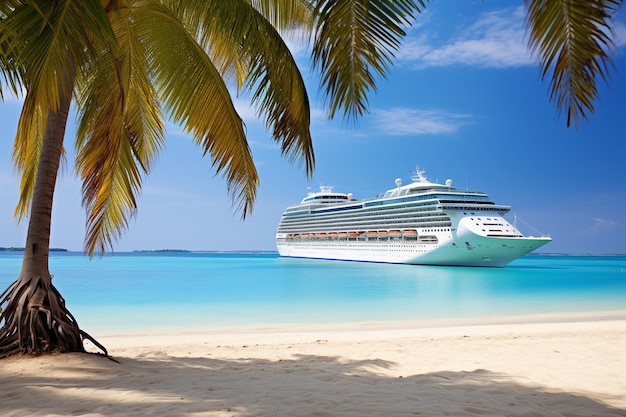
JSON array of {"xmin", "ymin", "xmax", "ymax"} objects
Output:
[{"xmin": 1, "ymin": 312, "xmax": 625, "ymax": 417}]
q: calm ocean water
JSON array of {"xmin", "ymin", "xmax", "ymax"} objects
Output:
[{"xmin": 1, "ymin": 252, "xmax": 625, "ymax": 334}]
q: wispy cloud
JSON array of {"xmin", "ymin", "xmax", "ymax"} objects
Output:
[
  {"xmin": 588, "ymin": 217, "xmax": 622, "ymax": 233},
  {"xmin": 371, "ymin": 107, "xmax": 472, "ymax": 136},
  {"xmin": 399, "ymin": 6, "xmax": 534, "ymax": 69}
]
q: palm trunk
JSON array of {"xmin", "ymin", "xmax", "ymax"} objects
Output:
[
  {"xmin": 20, "ymin": 92, "xmax": 70, "ymax": 288},
  {"xmin": 0, "ymin": 63, "xmax": 107, "ymax": 358}
]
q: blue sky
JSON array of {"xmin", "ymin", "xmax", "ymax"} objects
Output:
[{"xmin": 1, "ymin": 1, "xmax": 625, "ymax": 254}]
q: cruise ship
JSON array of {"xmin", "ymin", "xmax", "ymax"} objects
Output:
[{"xmin": 275, "ymin": 167, "xmax": 551, "ymax": 267}]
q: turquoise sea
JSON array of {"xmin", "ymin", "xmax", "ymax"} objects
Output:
[{"xmin": 1, "ymin": 252, "xmax": 625, "ymax": 334}]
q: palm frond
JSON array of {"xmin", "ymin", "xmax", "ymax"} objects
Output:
[
  {"xmin": 525, "ymin": 0, "xmax": 621, "ymax": 128},
  {"xmin": 160, "ymin": 0, "xmax": 250, "ymax": 88},
  {"xmin": 311, "ymin": 0, "xmax": 425, "ymax": 120},
  {"xmin": 243, "ymin": 6, "xmax": 315, "ymax": 175},
  {"xmin": 181, "ymin": 0, "xmax": 315, "ymax": 175},
  {"xmin": 250, "ymin": 0, "xmax": 314, "ymax": 31},
  {"xmin": 1, "ymin": 0, "xmax": 117, "ymax": 111},
  {"xmin": 135, "ymin": 0, "xmax": 259, "ymax": 217},
  {"xmin": 0, "ymin": 10, "xmax": 24, "ymax": 101},
  {"xmin": 1, "ymin": 1, "xmax": 33, "ymax": 99},
  {"xmin": 3, "ymin": 0, "xmax": 119, "ymax": 224},
  {"xmin": 75, "ymin": 2, "xmax": 165, "ymax": 255},
  {"xmin": 11, "ymin": 89, "xmax": 46, "ymax": 221},
  {"xmin": 166, "ymin": 1, "xmax": 314, "ymax": 174}
]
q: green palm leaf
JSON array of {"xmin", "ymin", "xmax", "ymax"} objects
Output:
[
  {"xmin": 2, "ymin": 0, "xmax": 118, "ymax": 220},
  {"xmin": 12, "ymin": 90, "xmax": 46, "ymax": 221},
  {"xmin": 525, "ymin": 0, "xmax": 621, "ymax": 128},
  {"xmin": 135, "ymin": 0, "xmax": 259, "ymax": 218},
  {"xmin": 166, "ymin": 0, "xmax": 315, "ymax": 174},
  {"xmin": 311, "ymin": 0, "xmax": 425, "ymax": 120},
  {"xmin": 1, "ymin": 0, "xmax": 116, "ymax": 109},
  {"xmin": 243, "ymin": 4, "xmax": 314, "ymax": 174},
  {"xmin": 248, "ymin": 0, "xmax": 314, "ymax": 31},
  {"xmin": 75, "ymin": 1, "xmax": 164, "ymax": 255}
]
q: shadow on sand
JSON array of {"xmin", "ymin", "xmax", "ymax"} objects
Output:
[{"xmin": 1, "ymin": 352, "xmax": 624, "ymax": 417}]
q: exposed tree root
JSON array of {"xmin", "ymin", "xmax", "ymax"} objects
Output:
[{"xmin": 0, "ymin": 275, "xmax": 108, "ymax": 359}]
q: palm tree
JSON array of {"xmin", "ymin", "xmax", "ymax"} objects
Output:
[
  {"xmin": 0, "ymin": 0, "xmax": 423, "ymax": 358},
  {"xmin": 0, "ymin": 0, "xmax": 125, "ymax": 357}
]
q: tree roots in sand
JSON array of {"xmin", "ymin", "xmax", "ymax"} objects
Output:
[{"xmin": 0, "ymin": 275, "xmax": 108, "ymax": 359}]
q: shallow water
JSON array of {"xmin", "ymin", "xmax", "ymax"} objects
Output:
[{"xmin": 1, "ymin": 252, "xmax": 625, "ymax": 333}]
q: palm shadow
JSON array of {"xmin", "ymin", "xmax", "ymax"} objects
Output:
[{"xmin": 1, "ymin": 352, "xmax": 624, "ymax": 416}]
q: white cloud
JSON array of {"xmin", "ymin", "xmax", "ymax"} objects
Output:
[
  {"xmin": 589, "ymin": 217, "xmax": 621, "ymax": 233},
  {"xmin": 399, "ymin": 6, "xmax": 535, "ymax": 69},
  {"xmin": 371, "ymin": 107, "xmax": 472, "ymax": 136}
]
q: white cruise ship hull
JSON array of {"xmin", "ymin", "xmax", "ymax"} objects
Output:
[{"xmin": 277, "ymin": 233, "xmax": 551, "ymax": 267}]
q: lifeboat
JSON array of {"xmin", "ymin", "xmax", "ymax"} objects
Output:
[
  {"xmin": 367, "ymin": 231, "xmax": 378, "ymax": 238},
  {"xmin": 402, "ymin": 229, "xmax": 418, "ymax": 238},
  {"xmin": 328, "ymin": 232, "xmax": 339, "ymax": 239},
  {"xmin": 389, "ymin": 230, "xmax": 402, "ymax": 238},
  {"xmin": 338, "ymin": 232, "xmax": 348, "ymax": 239}
]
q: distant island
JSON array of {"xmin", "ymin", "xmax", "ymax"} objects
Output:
[{"xmin": 0, "ymin": 247, "xmax": 68, "ymax": 252}]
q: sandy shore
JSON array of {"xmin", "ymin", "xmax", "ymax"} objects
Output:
[{"xmin": 1, "ymin": 312, "xmax": 625, "ymax": 417}]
